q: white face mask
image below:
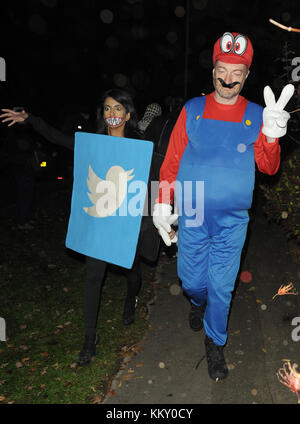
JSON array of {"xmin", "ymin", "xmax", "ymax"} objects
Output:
[{"xmin": 105, "ymin": 117, "xmax": 125, "ymax": 128}]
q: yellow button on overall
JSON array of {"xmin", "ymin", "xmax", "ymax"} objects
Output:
[{"xmin": 245, "ymin": 119, "xmax": 252, "ymax": 126}]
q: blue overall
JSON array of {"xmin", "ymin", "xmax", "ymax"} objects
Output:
[{"xmin": 175, "ymin": 96, "xmax": 263, "ymax": 346}]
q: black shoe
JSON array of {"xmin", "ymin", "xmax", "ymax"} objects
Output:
[
  {"xmin": 77, "ymin": 333, "xmax": 99, "ymax": 366},
  {"xmin": 123, "ymin": 296, "xmax": 138, "ymax": 326},
  {"xmin": 189, "ymin": 303, "xmax": 206, "ymax": 331},
  {"xmin": 204, "ymin": 335, "xmax": 228, "ymax": 381}
]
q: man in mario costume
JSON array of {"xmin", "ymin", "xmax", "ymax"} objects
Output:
[{"xmin": 153, "ymin": 32, "xmax": 294, "ymax": 381}]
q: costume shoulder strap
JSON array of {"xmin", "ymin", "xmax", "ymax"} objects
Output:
[
  {"xmin": 184, "ymin": 96, "xmax": 206, "ymax": 128},
  {"xmin": 244, "ymin": 100, "xmax": 263, "ymax": 131}
]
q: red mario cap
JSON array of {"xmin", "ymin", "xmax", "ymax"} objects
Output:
[{"xmin": 213, "ymin": 32, "xmax": 253, "ymax": 68}]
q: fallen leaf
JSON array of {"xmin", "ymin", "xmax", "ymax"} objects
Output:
[
  {"xmin": 63, "ymin": 382, "xmax": 71, "ymax": 388},
  {"xmin": 92, "ymin": 396, "xmax": 103, "ymax": 404},
  {"xmin": 19, "ymin": 345, "xmax": 29, "ymax": 351},
  {"xmin": 0, "ymin": 396, "xmax": 6, "ymax": 402},
  {"xmin": 272, "ymin": 282, "xmax": 298, "ymax": 300},
  {"xmin": 15, "ymin": 362, "xmax": 23, "ymax": 368},
  {"xmin": 40, "ymin": 352, "xmax": 50, "ymax": 357}
]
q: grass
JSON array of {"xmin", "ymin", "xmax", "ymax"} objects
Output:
[{"xmin": 0, "ymin": 181, "xmax": 156, "ymax": 404}]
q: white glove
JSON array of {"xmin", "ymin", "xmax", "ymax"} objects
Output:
[
  {"xmin": 153, "ymin": 203, "xmax": 178, "ymax": 247},
  {"xmin": 262, "ymin": 84, "xmax": 295, "ymax": 138}
]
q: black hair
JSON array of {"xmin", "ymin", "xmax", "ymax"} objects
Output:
[{"xmin": 96, "ymin": 88, "xmax": 141, "ymax": 138}]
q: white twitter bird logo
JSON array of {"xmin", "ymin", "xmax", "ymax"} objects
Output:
[{"xmin": 83, "ymin": 165, "xmax": 135, "ymax": 218}]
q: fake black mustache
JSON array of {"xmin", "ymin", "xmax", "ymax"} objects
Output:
[{"xmin": 217, "ymin": 78, "xmax": 241, "ymax": 89}]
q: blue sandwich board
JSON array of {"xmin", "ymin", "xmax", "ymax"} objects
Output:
[{"xmin": 66, "ymin": 132, "xmax": 154, "ymax": 269}]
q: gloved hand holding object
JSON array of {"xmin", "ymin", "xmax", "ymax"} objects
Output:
[{"xmin": 153, "ymin": 203, "xmax": 178, "ymax": 247}]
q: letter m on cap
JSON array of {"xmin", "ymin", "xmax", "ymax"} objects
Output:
[{"xmin": 0, "ymin": 318, "xmax": 6, "ymax": 342}]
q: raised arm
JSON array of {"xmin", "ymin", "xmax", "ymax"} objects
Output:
[
  {"xmin": 255, "ymin": 84, "xmax": 295, "ymax": 175},
  {"xmin": 254, "ymin": 128, "xmax": 281, "ymax": 175},
  {"xmin": 0, "ymin": 108, "xmax": 74, "ymax": 151}
]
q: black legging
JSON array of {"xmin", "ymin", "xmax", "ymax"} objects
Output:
[{"xmin": 83, "ymin": 254, "xmax": 142, "ymax": 336}]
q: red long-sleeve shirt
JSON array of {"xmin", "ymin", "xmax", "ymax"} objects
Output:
[{"xmin": 159, "ymin": 92, "xmax": 281, "ymax": 204}]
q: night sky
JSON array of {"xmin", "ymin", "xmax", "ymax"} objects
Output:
[{"xmin": 1, "ymin": 0, "xmax": 300, "ymax": 124}]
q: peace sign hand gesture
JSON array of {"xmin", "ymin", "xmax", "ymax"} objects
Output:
[{"xmin": 262, "ymin": 84, "xmax": 295, "ymax": 139}]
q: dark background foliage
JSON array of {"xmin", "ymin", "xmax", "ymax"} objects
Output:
[{"xmin": 0, "ymin": 0, "xmax": 300, "ymax": 119}]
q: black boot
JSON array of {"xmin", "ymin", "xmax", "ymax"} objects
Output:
[
  {"xmin": 123, "ymin": 296, "xmax": 138, "ymax": 326},
  {"xmin": 77, "ymin": 333, "xmax": 99, "ymax": 366},
  {"xmin": 204, "ymin": 335, "xmax": 228, "ymax": 381},
  {"xmin": 189, "ymin": 303, "xmax": 206, "ymax": 331}
]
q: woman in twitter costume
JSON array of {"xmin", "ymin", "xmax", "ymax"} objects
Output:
[
  {"xmin": 153, "ymin": 32, "xmax": 294, "ymax": 381},
  {"xmin": 1, "ymin": 89, "xmax": 160, "ymax": 367}
]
